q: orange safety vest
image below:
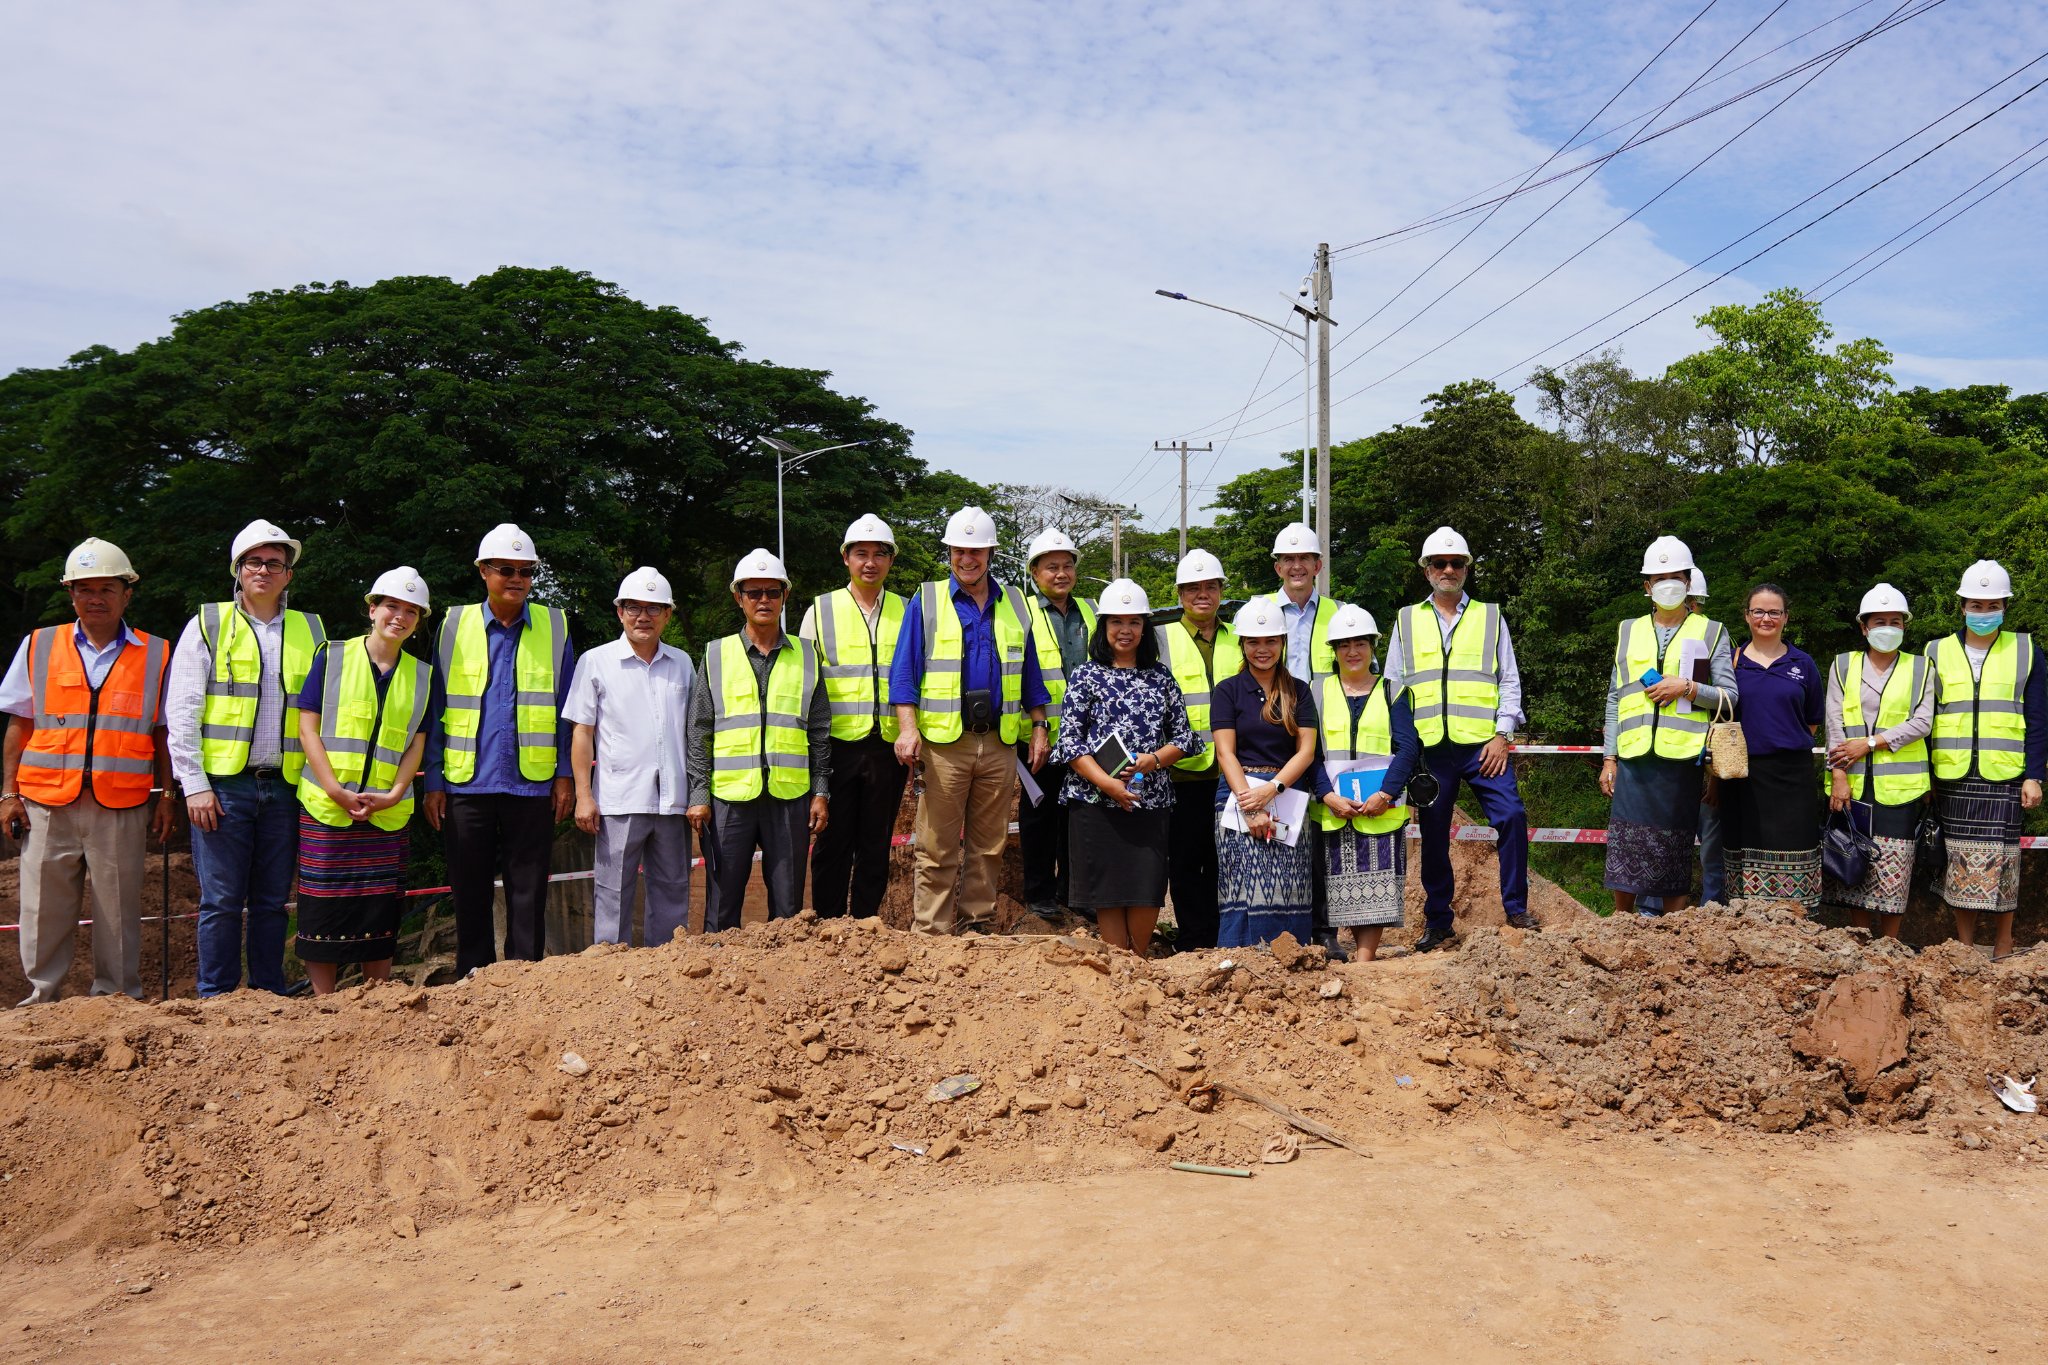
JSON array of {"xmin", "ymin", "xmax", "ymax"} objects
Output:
[{"xmin": 18, "ymin": 625, "xmax": 169, "ymax": 809}]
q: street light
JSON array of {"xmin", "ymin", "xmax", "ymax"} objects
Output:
[
  {"xmin": 757, "ymin": 435, "xmax": 869, "ymax": 567},
  {"xmin": 1155, "ymin": 289, "xmax": 1325, "ymax": 528}
]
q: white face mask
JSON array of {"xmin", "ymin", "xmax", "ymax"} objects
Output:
[
  {"xmin": 1867, "ymin": 625, "xmax": 1906, "ymax": 653},
  {"xmin": 1649, "ymin": 580, "xmax": 1689, "ymax": 609}
]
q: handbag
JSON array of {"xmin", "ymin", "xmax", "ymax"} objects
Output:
[
  {"xmin": 1822, "ymin": 803, "xmax": 1877, "ymax": 887},
  {"xmin": 1705, "ymin": 690, "xmax": 1749, "ymax": 779},
  {"xmin": 1913, "ymin": 809, "xmax": 1947, "ymax": 884}
]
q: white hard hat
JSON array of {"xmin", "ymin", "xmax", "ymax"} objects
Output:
[
  {"xmin": 475, "ymin": 523, "xmax": 538, "ymax": 565},
  {"xmin": 1958, "ymin": 559, "xmax": 2013, "ymax": 600},
  {"xmin": 942, "ymin": 506, "xmax": 1000, "ymax": 549},
  {"xmin": 1095, "ymin": 578, "xmax": 1151, "ymax": 616},
  {"xmin": 1639, "ymin": 535, "xmax": 1695, "ymax": 575},
  {"xmin": 1327, "ymin": 603, "xmax": 1379, "ymax": 641},
  {"xmin": 1232, "ymin": 595, "xmax": 1288, "ymax": 638},
  {"xmin": 1418, "ymin": 526, "xmax": 1471, "ymax": 565},
  {"xmin": 1175, "ymin": 548, "xmax": 1226, "ymax": 586},
  {"xmin": 841, "ymin": 513, "xmax": 897, "ymax": 552},
  {"xmin": 730, "ymin": 547, "xmax": 790, "ymax": 589},
  {"xmin": 61, "ymin": 537, "xmax": 138, "ymax": 583},
  {"xmin": 1271, "ymin": 522, "xmax": 1321, "ymax": 557},
  {"xmin": 1857, "ymin": 582, "xmax": 1910, "ymax": 619},
  {"xmin": 1025, "ymin": 526, "xmax": 1079, "ymax": 568},
  {"xmin": 365, "ymin": 566, "xmax": 431, "ymax": 615},
  {"xmin": 1688, "ymin": 567, "xmax": 1708, "ymax": 599},
  {"xmin": 229, "ymin": 519, "xmax": 302, "ymax": 572},
  {"xmin": 614, "ymin": 566, "xmax": 675, "ymax": 607}
]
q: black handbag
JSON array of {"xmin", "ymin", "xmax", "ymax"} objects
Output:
[
  {"xmin": 1913, "ymin": 810, "xmax": 1947, "ymax": 883},
  {"xmin": 1822, "ymin": 803, "xmax": 1877, "ymax": 886}
]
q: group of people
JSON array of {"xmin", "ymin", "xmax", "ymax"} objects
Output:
[
  {"xmin": 3, "ymin": 510, "xmax": 2035, "ymax": 1005},
  {"xmin": 1600, "ymin": 537, "xmax": 2041, "ymax": 959}
]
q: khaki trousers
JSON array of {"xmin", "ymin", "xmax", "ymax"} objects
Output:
[
  {"xmin": 912, "ymin": 729, "xmax": 1016, "ymax": 934},
  {"xmin": 17, "ymin": 791, "xmax": 149, "ymax": 1003}
]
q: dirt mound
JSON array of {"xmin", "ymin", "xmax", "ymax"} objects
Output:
[{"xmin": 1432, "ymin": 899, "xmax": 2048, "ymax": 1135}]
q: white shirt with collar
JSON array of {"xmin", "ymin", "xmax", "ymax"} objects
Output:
[
  {"xmin": 562, "ymin": 636, "xmax": 695, "ymax": 816},
  {"xmin": 0, "ymin": 621, "xmax": 145, "ymax": 718},
  {"xmin": 1381, "ymin": 591, "xmax": 1527, "ymax": 736},
  {"xmin": 165, "ymin": 599, "xmax": 290, "ymax": 794}
]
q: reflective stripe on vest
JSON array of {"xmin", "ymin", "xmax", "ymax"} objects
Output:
[
  {"xmin": 1612, "ymin": 614, "xmax": 1721, "ymax": 761},
  {"xmin": 1156, "ymin": 620, "xmax": 1240, "ymax": 773},
  {"xmin": 1928, "ymin": 632, "xmax": 2032, "ymax": 783},
  {"xmin": 1312, "ymin": 674, "xmax": 1408, "ymax": 834},
  {"xmin": 197, "ymin": 601, "xmax": 327, "ymax": 783},
  {"xmin": 299, "ymin": 639, "xmax": 430, "ymax": 830},
  {"xmin": 814, "ymin": 588, "xmax": 904, "ymax": 743},
  {"xmin": 436, "ymin": 603, "xmax": 565, "ymax": 784},
  {"xmin": 916, "ymin": 580, "xmax": 1029, "ymax": 745},
  {"xmin": 1830, "ymin": 651, "xmax": 1931, "ymax": 805},
  {"xmin": 707, "ymin": 634, "xmax": 817, "ymax": 802},
  {"xmin": 1398, "ymin": 599, "xmax": 1502, "ymax": 747},
  {"xmin": 1024, "ymin": 594, "xmax": 1095, "ymax": 746},
  {"xmin": 18, "ymin": 625, "xmax": 169, "ymax": 809}
]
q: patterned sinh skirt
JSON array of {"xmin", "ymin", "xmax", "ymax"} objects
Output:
[
  {"xmin": 1215, "ymin": 770, "xmax": 1314, "ymax": 948},
  {"xmin": 1935, "ymin": 777, "xmax": 2022, "ymax": 913},
  {"xmin": 294, "ymin": 810, "xmax": 409, "ymax": 964},
  {"xmin": 1821, "ymin": 798, "xmax": 1921, "ymax": 917},
  {"xmin": 1322, "ymin": 825, "xmax": 1406, "ymax": 928},
  {"xmin": 1722, "ymin": 750, "xmax": 1823, "ymax": 907},
  {"xmin": 1604, "ymin": 757, "xmax": 1704, "ymax": 897}
]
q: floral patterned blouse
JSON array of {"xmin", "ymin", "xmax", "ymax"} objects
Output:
[{"xmin": 1049, "ymin": 661, "xmax": 1201, "ymax": 811}]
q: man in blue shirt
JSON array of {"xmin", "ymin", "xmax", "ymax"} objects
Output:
[
  {"xmin": 891, "ymin": 507, "xmax": 1051, "ymax": 934},
  {"xmin": 422, "ymin": 524, "xmax": 576, "ymax": 974}
]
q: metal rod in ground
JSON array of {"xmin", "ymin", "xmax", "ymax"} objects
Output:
[
  {"xmin": 1171, "ymin": 1162, "xmax": 1253, "ymax": 1178},
  {"xmin": 159, "ymin": 839, "xmax": 170, "ymax": 1002}
]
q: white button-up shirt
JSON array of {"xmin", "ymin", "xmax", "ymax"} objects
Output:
[
  {"xmin": 164, "ymin": 601, "xmax": 289, "ymax": 793},
  {"xmin": 1382, "ymin": 592, "xmax": 1527, "ymax": 735},
  {"xmin": 562, "ymin": 636, "xmax": 695, "ymax": 816},
  {"xmin": 0, "ymin": 621, "xmax": 144, "ymax": 717}
]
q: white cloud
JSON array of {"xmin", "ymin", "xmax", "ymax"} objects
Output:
[{"xmin": 4, "ymin": 0, "xmax": 2045, "ymax": 534}]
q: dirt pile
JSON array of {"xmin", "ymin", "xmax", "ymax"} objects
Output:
[{"xmin": 1432, "ymin": 898, "xmax": 2048, "ymax": 1134}]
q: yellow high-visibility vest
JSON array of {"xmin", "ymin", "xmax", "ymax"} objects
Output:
[
  {"xmin": 1830, "ymin": 651, "xmax": 1931, "ymax": 804},
  {"xmin": 1398, "ymin": 599, "xmax": 1502, "ymax": 747},
  {"xmin": 299, "ymin": 639, "xmax": 431, "ymax": 831},
  {"xmin": 812, "ymin": 588, "xmax": 904, "ymax": 743},
  {"xmin": 708, "ymin": 634, "xmax": 818, "ymax": 802},
  {"xmin": 1156, "ymin": 619, "xmax": 1240, "ymax": 773},
  {"xmin": 196, "ymin": 602, "xmax": 326, "ymax": 784},
  {"xmin": 1311, "ymin": 674, "xmax": 1409, "ymax": 834},
  {"xmin": 436, "ymin": 603, "xmax": 566, "ymax": 784},
  {"xmin": 1024, "ymin": 594, "xmax": 1096, "ymax": 747},
  {"xmin": 1611, "ymin": 614, "xmax": 1723, "ymax": 761},
  {"xmin": 1928, "ymin": 632, "xmax": 2032, "ymax": 783},
  {"xmin": 914, "ymin": 580, "xmax": 1029, "ymax": 745}
]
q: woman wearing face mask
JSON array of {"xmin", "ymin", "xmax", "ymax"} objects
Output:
[
  {"xmin": 292, "ymin": 569, "xmax": 436, "ymax": 993},
  {"xmin": 1212, "ymin": 596, "xmax": 1321, "ymax": 948},
  {"xmin": 1924, "ymin": 560, "xmax": 2046, "ymax": 958},
  {"xmin": 1718, "ymin": 584, "xmax": 1825, "ymax": 906},
  {"xmin": 1600, "ymin": 537, "xmax": 1737, "ymax": 916},
  {"xmin": 1821, "ymin": 584, "xmax": 1934, "ymax": 938},
  {"xmin": 1050, "ymin": 580, "xmax": 1197, "ymax": 955}
]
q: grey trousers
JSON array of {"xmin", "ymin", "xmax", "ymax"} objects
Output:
[
  {"xmin": 706, "ymin": 795, "xmax": 809, "ymax": 931},
  {"xmin": 593, "ymin": 813, "xmax": 693, "ymax": 947},
  {"xmin": 17, "ymin": 792, "xmax": 148, "ymax": 1003}
]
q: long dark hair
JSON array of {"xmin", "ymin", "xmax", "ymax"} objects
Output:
[{"xmin": 1088, "ymin": 614, "xmax": 1161, "ymax": 668}]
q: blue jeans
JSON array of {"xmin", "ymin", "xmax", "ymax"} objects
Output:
[{"xmin": 191, "ymin": 770, "xmax": 300, "ymax": 995}]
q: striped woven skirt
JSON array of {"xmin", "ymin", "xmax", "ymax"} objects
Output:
[
  {"xmin": 1215, "ymin": 770, "xmax": 1314, "ymax": 948},
  {"xmin": 1820, "ymin": 799, "xmax": 1921, "ymax": 917},
  {"xmin": 1722, "ymin": 750, "xmax": 1823, "ymax": 908},
  {"xmin": 1935, "ymin": 777, "xmax": 2022, "ymax": 914},
  {"xmin": 1322, "ymin": 825, "xmax": 1407, "ymax": 928},
  {"xmin": 294, "ymin": 810, "xmax": 409, "ymax": 963}
]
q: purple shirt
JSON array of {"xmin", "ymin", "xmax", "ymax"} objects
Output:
[{"xmin": 1732, "ymin": 642, "xmax": 1824, "ymax": 755}]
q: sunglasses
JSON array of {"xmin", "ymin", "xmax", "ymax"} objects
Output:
[
  {"xmin": 739, "ymin": 587, "xmax": 785, "ymax": 602},
  {"xmin": 1426, "ymin": 557, "xmax": 1468, "ymax": 570},
  {"xmin": 484, "ymin": 562, "xmax": 538, "ymax": 579}
]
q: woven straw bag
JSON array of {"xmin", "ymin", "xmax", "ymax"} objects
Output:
[{"xmin": 1706, "ymin": 690, "xmax": 1748, "ymax": 779}]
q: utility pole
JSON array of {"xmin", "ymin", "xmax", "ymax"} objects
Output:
[
  {"xmin": 1111, "ymin": 508, "xmax": 1123, "ymax": 580},
  {"xmin": 1154, "ymin": 440, "xmax": 1212, "ymax": 558},
  {"xmin": 1313, "ymin": 242, "xmax": 1333, "ymax": 596}
]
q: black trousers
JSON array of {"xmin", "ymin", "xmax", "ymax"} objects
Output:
[
  {"xmin": 1017, "ymin": 752, "xmax": 1071, "ymax": 907},
  {"xmin": 1167, "ymin": 778, "xmax": 1221, "ymax": 950},
  {"xmin": 445, "ymin": 791, "xmax": 556, "ymax": 975},
  {"xmin": 810, "ymin": 735, "xmax": 907, "ymax": 918}
]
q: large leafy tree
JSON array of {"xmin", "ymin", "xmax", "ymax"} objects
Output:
[{"xmin": 0, "ymin": 268, "xmax": 919, "ymax": 651}]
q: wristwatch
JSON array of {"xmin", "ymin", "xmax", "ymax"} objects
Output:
[{"xmin": 1031, "ymin": 719, "xmax": 1050, "ymax": 730}]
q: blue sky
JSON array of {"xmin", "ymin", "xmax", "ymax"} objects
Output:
[{"xmin": 5, "ymin": 1, "xmax": 2046, "ymax": 533}]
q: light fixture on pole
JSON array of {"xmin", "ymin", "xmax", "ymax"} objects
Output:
[{"xmin": 757, "ymin": 435, "xmax": 869, "ymax": 568}]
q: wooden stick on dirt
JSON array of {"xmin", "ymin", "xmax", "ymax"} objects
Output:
[{"xmin": 1124, "ymin": 1055, "xmax": 1371, "ymax": 1159}]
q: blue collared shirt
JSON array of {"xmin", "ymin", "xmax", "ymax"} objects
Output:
[
  {"xmin": 1279, "ymin": 591, "xmax": 1321, "ymax": 684},
  {"xmin": 422, "ymin": 602, "xmax": 577, "ymax": 795},
  {"xmin": 888, "ymin": 576, "xmax": 1052, "ymax": 712},
  {"xmin": 0, "ymin": 621, "xmax": 143, "ymax": 718}
]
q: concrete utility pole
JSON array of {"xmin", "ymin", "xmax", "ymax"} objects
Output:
[
  {"xmin": 1111, "ymin": 508, "xmax": 1123, "ymax": 580},
  {"xmin": 1155, "ymin": 440, "xmax": 1212, "ymax": 559},
  {"xmin": 1313, "ymin": 243, "xmax": 1333, "ymax": 596}
]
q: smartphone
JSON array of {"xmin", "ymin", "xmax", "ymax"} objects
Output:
[
  {"xmin": 1639, "ymin": 667, "xmax": 1663, "ymax": 687},
  {"xmin": 6, "ymin": 817, "xmax": 24, "ymax": 841}
]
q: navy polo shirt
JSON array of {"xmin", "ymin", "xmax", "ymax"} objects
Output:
[{"xmin": 1733, "ymin": 642, "xmax": 1824, "ymax": 755}]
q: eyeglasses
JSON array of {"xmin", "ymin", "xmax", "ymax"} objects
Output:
[
  {"xmin": 619, "ymin": 603, "xmax": 666, "ymax": 618},
  {"xmin": 1426, "ymin": 558, "xmax": 1468, "ymax": 571},
  {"xmin": 484, "ymin": 563, "xmax": 538, "ymax": 579},
  {"xmin": 739, "ymin": 587, "xmax": 785, "ymax": 602},
  {"xmin": 239, "ymin": 557, "xmax": 291, "ymax": 575},
  {"xmin": 1746, "ymin": 608, "xmax": 1786, "ymax": 620}
]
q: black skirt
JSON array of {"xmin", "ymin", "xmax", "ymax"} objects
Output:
[{"xmin": 1067, "ymin": 802, "xmax": 1170, "ymax": 910}]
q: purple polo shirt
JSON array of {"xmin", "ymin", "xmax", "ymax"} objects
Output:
[{"xmin": 1733, "ymin": 642, "xmax": 1824, "ymax": 755}]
